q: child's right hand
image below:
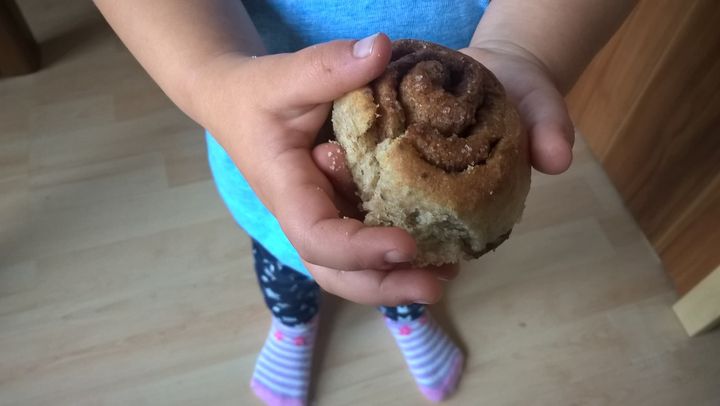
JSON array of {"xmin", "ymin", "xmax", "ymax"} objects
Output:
[{"xmin": 192, "ymin": 34, "xmax": 455, "ymax": 306}]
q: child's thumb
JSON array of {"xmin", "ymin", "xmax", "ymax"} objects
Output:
[{"xmin": 267, "ymin": 34, "xmax": 392, "ymax": 108}]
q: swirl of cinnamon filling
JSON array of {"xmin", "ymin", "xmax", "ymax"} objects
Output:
[{"xmin": 372, "ymin": 40, "xmax": 505, "ymax": 172}]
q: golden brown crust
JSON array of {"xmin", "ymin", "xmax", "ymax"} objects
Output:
[{"xmin": 332, "ymin": 39, "xmax": 531, "ymax": 265}]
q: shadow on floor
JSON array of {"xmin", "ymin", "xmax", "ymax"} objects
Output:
[{"xmin": 40, "ymin": 17, "xmax": 109, "ymax": 67}]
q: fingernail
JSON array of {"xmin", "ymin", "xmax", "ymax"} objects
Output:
[
  {"xmin": 378, "ymin": 262, "xmax": 395, "ymax": 271},
  {"xmin": 353, "ymin": 33, "xmax": 379, "ymax": 58},
  {"xmin": 385, "ymin": 250, "xmax": 413, "ymax": 264}
]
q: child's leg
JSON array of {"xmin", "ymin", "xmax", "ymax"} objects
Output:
[
  {"xmin": 250, "ymin": 240, "xmax": 320, "ymax": 406},
  {"xmin": 380, "ymin": 305, "xmax": 464, "ymax": 402}
]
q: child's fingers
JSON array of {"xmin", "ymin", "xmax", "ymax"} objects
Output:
[
  {"xmin": 529, "ymin": 122, "xmax": 573, "ymax": 174},
  {"xmin": 514, "ymin": 84, "xmax": 574, "ymax": 174},
  {"xmin": 391, "ymin": 263, "xmax": 460, "ymax": 281},
  {"xmin": 307, "ymin": 262, "xmax": 444, "ymax": 306},
  {"xmin": 312, "ymin": 143, "xmax": 359, "ymax": 206},
  {"xmin": 428, "ymin": 263, "xmax": 460, "ymax": 281},
  {"xmin": 262, "ymin": 34, "xmax": 392, "ymax": 110},
  {"xmin": 260, "ymin": 147, "xmax": 417, "ymax": 271}
]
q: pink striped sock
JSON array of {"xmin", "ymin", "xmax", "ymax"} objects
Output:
[
  {"xmin": 385, "ymin": 313, "xmax": 464, "ymax": 402},
  {"xmin": 250, "ymin": 317, "xmax": 318, "ymax": 406}
]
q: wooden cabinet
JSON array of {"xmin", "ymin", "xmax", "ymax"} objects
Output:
[{"xmin": 566, "ymin": 0, "xmax": 720, "ymax": 332}]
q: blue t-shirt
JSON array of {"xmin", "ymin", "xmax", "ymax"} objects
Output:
[{"xmin": 207, "ymin": 0, "xmax": 490, "ymax": 276}]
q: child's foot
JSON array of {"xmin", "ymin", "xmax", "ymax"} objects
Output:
[
  {"xmin": 385, "ymin": 312, "xmax": 464, "ymax": 402},
  {"xmin": 250, "ymin": 317, "xmax": 318, "ymax": 406}
]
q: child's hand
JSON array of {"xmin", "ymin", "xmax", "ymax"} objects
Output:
[
  {"xmin": 461, "ymin": 45, "xmax": 574, "ymax": 174},
  {"xmin": 194, "ymin": 34, "xmax": 452, "ymax": 305}
]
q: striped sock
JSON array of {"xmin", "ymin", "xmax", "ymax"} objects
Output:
[
  {"xmin": 385, "ymin": 312, "xmax": 464, "ymax": 402},
  {"xmin": 250, "ymin": 317, "xmax": 317, "ymax": 406}
]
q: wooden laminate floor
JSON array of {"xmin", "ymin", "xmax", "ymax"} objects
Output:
[{"xmin": 1, "ymin": 2, "xmax": 719, "ymax": 405}]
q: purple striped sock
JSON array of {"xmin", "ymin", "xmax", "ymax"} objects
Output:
[
  {"xmin": 250, "ymin": 317, "xmax": 317, "ymax": 406},
  {"xmin": 385, "ymin": 313, "xmax": 464, "ymax": 402}
]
